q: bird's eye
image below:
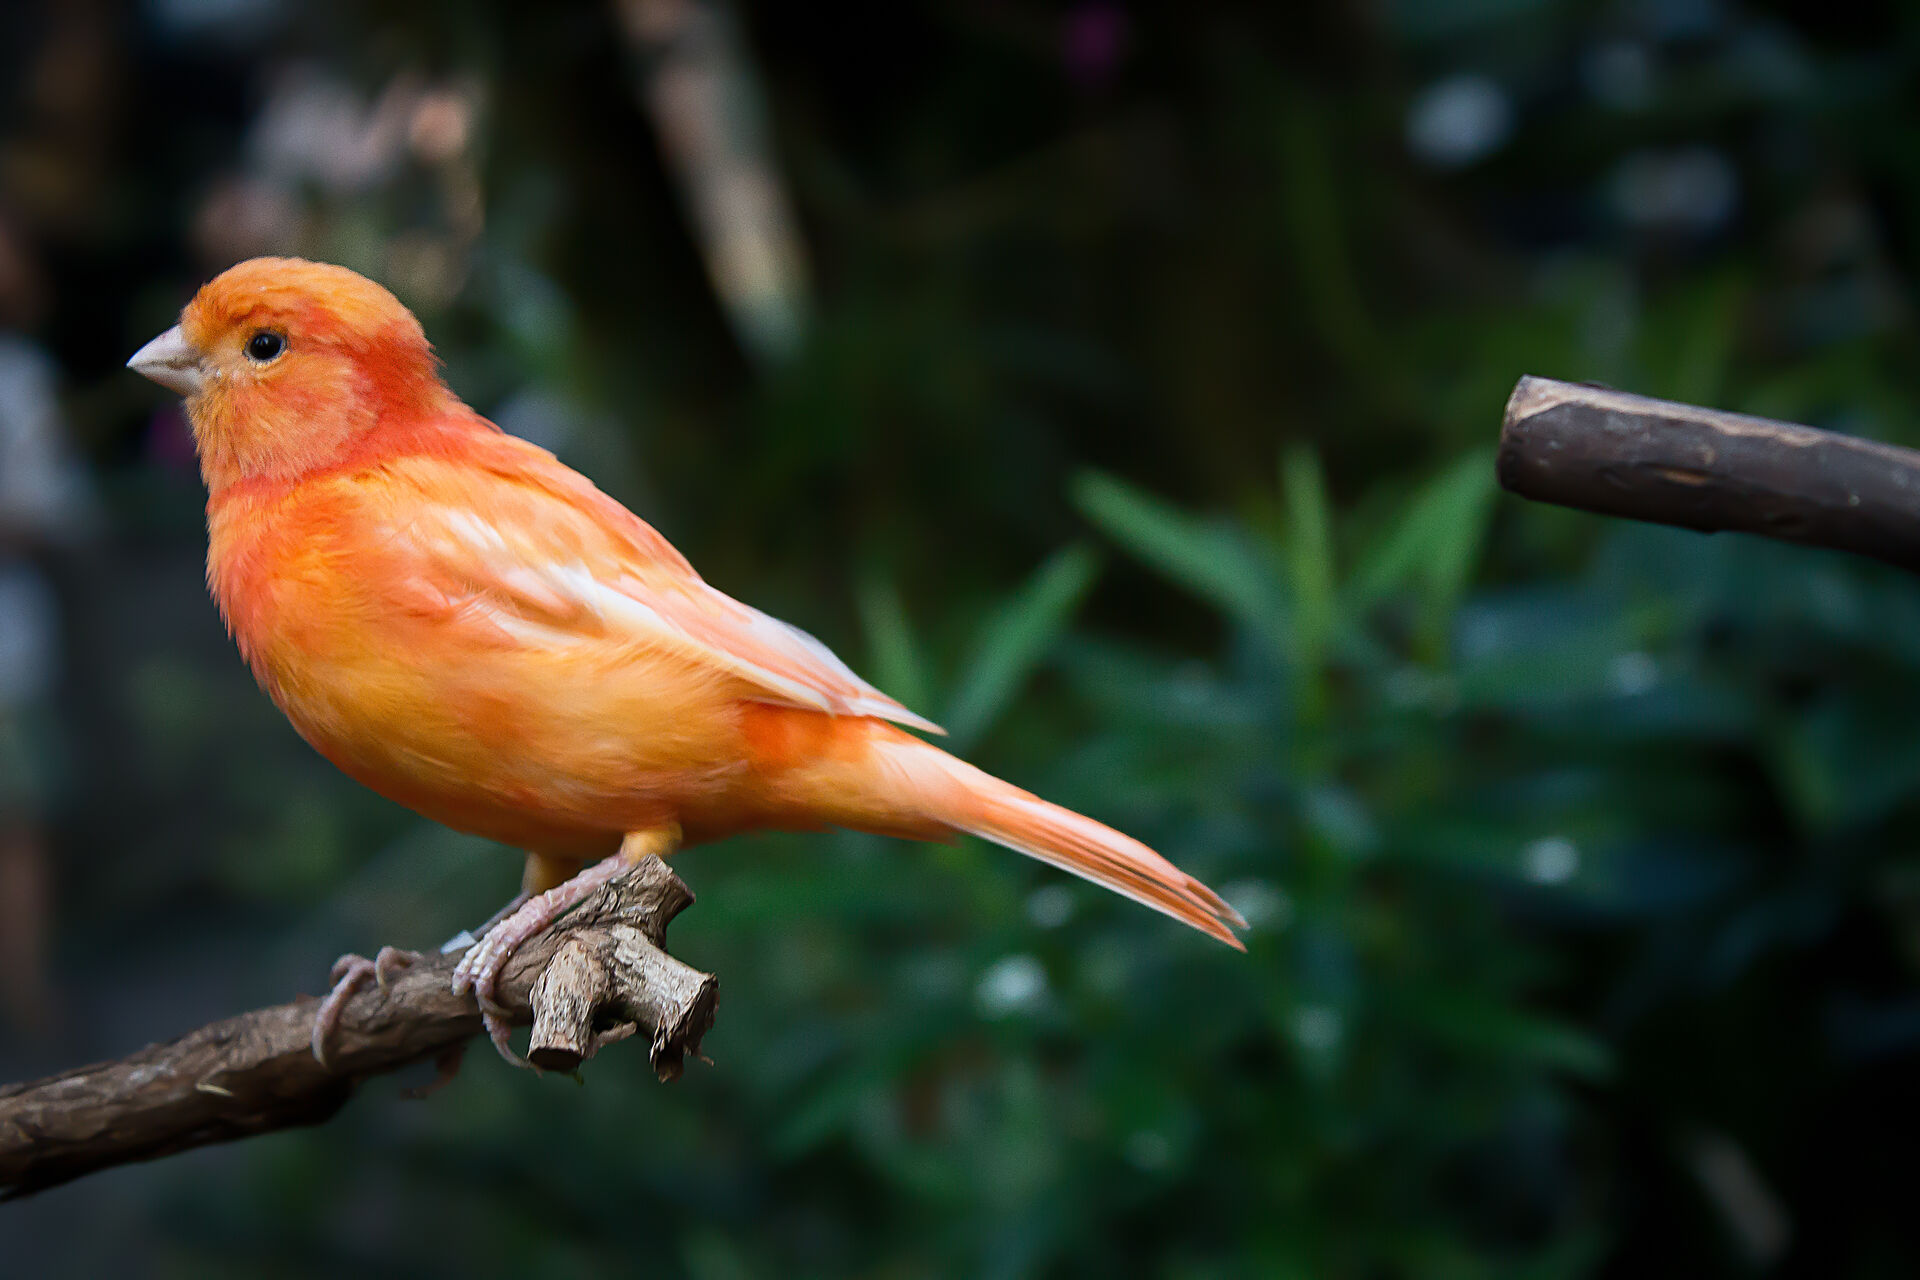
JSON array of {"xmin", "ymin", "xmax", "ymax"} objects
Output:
[{"xmin": 245, "ymin": 330, "xmax": 287, "ymax": 363}]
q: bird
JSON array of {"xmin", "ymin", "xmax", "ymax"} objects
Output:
[{"xmin": 127, "ymin": 257, "xmax": 1245, "ymax": 1067}]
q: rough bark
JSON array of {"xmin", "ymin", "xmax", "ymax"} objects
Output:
[
  {"xmin": 1498, "ymin": 376, "xmax": 1920, "ymax": 571},
  {"xmin": 0, "ymin": 855, "xmax": 715, "ymax": 1200}
]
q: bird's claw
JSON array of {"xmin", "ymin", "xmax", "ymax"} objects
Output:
[
  {"xmin": 453, "ymin": 961, "xmax": 531, "ymax": 1069},
  {"xmin": 446, "ymin": 857, "xmax": 626, "ymax": 1069},
  {"xmin": 448, "ymin": 909, "xmax": 542, "ymax": 1070},
  {"xmin": 481, "ymin": 1004, "xmax": 531, "ymax": 1070},
  {"xmin": 311, "ymin": 946, "xmax": 425, "ymax": 1068},
  {"xmin": 329, "ymin": 944, "xmax": 421, "ymax": 992}
]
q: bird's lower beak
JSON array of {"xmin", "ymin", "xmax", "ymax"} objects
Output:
[{"xmin": 127, "ymin": 325, "xmax": 206, "ymax": 396}]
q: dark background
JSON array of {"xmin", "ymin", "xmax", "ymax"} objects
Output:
[{"xmin": 2, "ymin": 0, "xmax": 1919, "ymax": 1275}]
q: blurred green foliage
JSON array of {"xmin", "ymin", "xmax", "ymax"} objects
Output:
[{"xmin": 5, "ymin": 0, "xmax": 1920, "ymax": 1276}]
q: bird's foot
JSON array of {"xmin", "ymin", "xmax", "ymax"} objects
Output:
[
  {"xmin": 311, "ymin": 945, "xmax": 426, "ymax": 1068},
  {"xmin": 450, "ymin": 857, "xmax": 627, "ymax": 1068}
]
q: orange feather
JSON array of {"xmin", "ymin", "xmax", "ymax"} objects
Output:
[{"xmin": 135, "ymin": 257, "xmax": 1245, "ymax": 949}]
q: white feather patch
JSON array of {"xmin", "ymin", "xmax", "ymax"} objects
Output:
[{"xmin": 405, "ymin": 501, "xmax": 943, "ymax": 733}]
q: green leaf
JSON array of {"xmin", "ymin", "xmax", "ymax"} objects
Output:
[
  {"xmin": 1352, "ymin": 448, "xmax": 1496, "ymax": 652},
  {"xmin": 769, "ymin": 1067, "xmax": 880, "ymax": 1156},
  {"xmin": 1398, "ymin": 985, "xmax": 1614, "ymax": 1081},
  {"xmin": 1073, "ymin": 471, "xmax": 1292, "ymax": 660},
  {"xmin": 855, "ymin": 573, "xmax": 931, "ymax": 719},
  {"xmin": 944, "ymin": 544, "xmax": 1101, "ymax": 749},
  {"xmin": 1282, "ymin": 446, "xmax": 1337, "ymax": 680}
]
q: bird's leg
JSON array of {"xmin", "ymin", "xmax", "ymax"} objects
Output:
[
  {"xmin": 310, "ymin": 945, "xmax": 428, "ymax": 1068},
  {"xmin": 432, "ymin": 853, "xmax": 574, "ymax": 963},
  {"xmin": 434, "ymin": 890, "xmax": 531, "ymax": 958},
  {"xmin": 451, "ymin": 827, "xmax": 681, "ymax": 1067}
]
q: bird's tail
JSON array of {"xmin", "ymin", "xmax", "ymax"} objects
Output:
[{"xmin": 859, "ymin": 725, "xmax": 1248, "ymax": 949}]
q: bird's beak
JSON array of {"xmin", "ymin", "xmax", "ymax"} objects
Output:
[{"xmin": 127, "ymin": 325, "xmax": 206, "ymax": 396}]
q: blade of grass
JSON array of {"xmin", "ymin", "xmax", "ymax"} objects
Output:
[
  {"xmin": 856, "ymin": 573, "xmax": 931, "ymax": 718},
  {"xmin": 1352, "ymin": 447, "xmax": 1496, "ymax": 655},
  {"xmin": 1282, "ymin": 445, "xmax": 1337, "ymax": 685},
  {"xmin": 944, "ymin": 543, "xmax": 1102, "ymax": 750},
  {"xmin": 1074, "ymin": 471, "xmax": 1293, "ymax": 662}
]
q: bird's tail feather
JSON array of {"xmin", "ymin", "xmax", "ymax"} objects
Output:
[{"xmin": 868, "ymin": 730, "xmax": 1247, "ymax": 949}]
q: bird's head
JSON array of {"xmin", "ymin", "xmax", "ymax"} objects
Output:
[{"xmin": 129, "ymin": 257, "xmax": 450, "ymax": 491}]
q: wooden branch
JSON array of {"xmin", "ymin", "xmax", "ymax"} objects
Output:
[
  {"xmin": 0, "ymin": 855, "xmax": 716, "ymax": 1201},
  {"xmin": 1498, "ymin": 376, "xmax": 1920, "ymax": 572}
]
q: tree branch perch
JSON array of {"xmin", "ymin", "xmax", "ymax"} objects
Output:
[
  {"xmin": 1498, "ymin": 376, "xmax": 1920, "ymax": 571},
  {"xmin": 0, "ymin": 854, "xmax": 715, "ymax": 1201}
]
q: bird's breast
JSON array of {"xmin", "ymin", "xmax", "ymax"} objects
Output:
[{"xmin": 205, "ymin": 486, "xmax": 751, "ymax": 848}]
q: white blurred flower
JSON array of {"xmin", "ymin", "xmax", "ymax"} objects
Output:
[
  {"xmin": 1406, "ymin": 75, "xmax": 1513, "ymax": 169},
  {"xmin": 0, "ymin": 339, "xmax": 95, "ymax": 539},
  {"xmin": 247, "ymin": 65, "xmax": 414, "ymax": 192},
  {"xmin": 1609, "ymin": 651, "xmax": 1659, "ymax": 696},
  {"xmin": 1523, "ymin": 836, "xmax": 1580, "ymax": 885},
  {"xmin": 975, "ymin": 954, "xmax": 1048, "ymax": 1019}
]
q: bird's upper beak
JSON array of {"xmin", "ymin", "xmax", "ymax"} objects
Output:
[{"xmin": 127, "ymin": 325, "xmax": 206, "ymax": 396}]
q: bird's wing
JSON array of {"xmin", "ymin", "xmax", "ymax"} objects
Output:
[{"xmin": 365, "ymin": 441, "xmax": 944, "ymax": 734}]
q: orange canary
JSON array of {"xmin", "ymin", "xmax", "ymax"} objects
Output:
[{"xmin": 129, "ymin": 258, "xmax": 1244, "ymax": 1064}]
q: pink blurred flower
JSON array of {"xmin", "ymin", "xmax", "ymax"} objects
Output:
[{"xmin": 1063, "ymin": 3, "xmax": 1129, "ymax": 90}]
